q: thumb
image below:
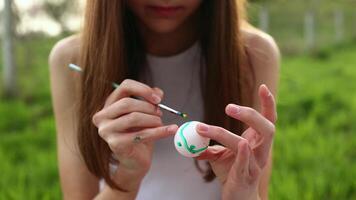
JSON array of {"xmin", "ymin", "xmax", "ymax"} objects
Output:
[
  {"xmin": 196, "ymin": 145, "xmax": 226, "ymax": 161},
  {"xmin": 232, "ymin": 140, "xmax": 250, "ymax": 178}
]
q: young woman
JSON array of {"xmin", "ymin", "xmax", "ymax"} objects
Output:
[{"xmin": 49, "ymin": 0, "xmax": 279, "ymax": 199}]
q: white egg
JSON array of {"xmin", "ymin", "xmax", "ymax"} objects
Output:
[{"xmin": 174, "ymin": 121, "xmax": 210, "ymax": 157}]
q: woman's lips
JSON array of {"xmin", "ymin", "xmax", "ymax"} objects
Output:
[{"xmin": 146, "ymin": 5, "xmax": 184, "ymax": 17}]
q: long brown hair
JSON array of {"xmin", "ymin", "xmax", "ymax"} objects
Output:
[{"xmin": 78, "ymin": 0, "xmax": 253, "ymax": 190}]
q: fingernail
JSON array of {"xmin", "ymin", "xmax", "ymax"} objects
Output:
[
  {"xmin": 156, "ymin": 88, "xmax": 164, "ymax": 97},
  {"xmin": 229, "ymin": 105, "xmax": 240, "ymax": 114},
  {"xmin": 197, "ymin": 123, "xmax": 209, "ymax": 133},
  {"xmin": 262, "ymin": 84, "xmax": 272, "ymax": 97},
  {"xmin": 167, "ymin": 125, "xmax": 178, "ymax": 133},
  {"xmin": 152, "ymin": 94, "xmax": 161, "ymax": 104}
]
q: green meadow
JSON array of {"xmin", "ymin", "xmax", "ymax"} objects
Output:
[{"xmin": 0, "ymin": 37, "xmax": 355, "ymax": 199}]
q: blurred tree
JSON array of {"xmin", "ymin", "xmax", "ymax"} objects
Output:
[
  {"xmin": 43, "ymin": 0, "xmax": 76, "ymax": 34},
  {"xmin": 2, "ymin": 0, "xmax": 17, "ymax": 98}
]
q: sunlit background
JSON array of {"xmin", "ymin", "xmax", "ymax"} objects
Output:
[{"xmin": 0, "ymin": 0, "xmax": 355, "ymax": 199}]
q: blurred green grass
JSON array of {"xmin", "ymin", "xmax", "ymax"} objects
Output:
[
  {"xmin": 247, "ymin": 3, "xmax": 356, "ymax": 54},
  {"xmin": 0, "ymin": 37, "xmax": 61, "ymax": 200},
  {"xmin": 0, "ymin": 37, "xmax": 355, "ymax": 199},
  {"xmin": 272, "ymin": 44, "xmax": 356, "ymax": 199}
]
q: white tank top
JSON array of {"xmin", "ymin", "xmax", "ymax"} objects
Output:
[
  {"xmin": 137, "ymin": 42, "xmax": 221, "ymax": 200},
  {"xmin": 100, "ymin": 42, "xmax": 221, "ymax": 199}
]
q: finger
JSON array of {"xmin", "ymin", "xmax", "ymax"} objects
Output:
[
  {"xmin": 104, "ymin": 79, "xmax": 161, "ymax": 107},
  {"xmin": 196, "ymin": 145, "xmax": 227, "ymax": 161},
  {"xmin": 94, "ymin": 97, "xmax": 162, "ymax": 124},
  {"xmin": 226, "ymin": 104, "xmax": 275, "ymax": 139},
  {"xmin": 241, "ymin": 129, "xmax": 257, "ymax": 146},
  {"xmin": 136, "ymin": 124, "xmax": 178, "ymax": 143},
  {"xmin": 106, "ymin": 125, "xmax": 178, "ymax": 153},
  {"xmin": 232, "ymin": 140, "xmax": 250, "ymax": 178},
  {"xmin": 113, "ymin": 112, "xmax": 162, "ymax": 132},
  {"xmin": 196, "ymin": 123, "xmax": 247, "ymax": 153},
  {"xmin": 248, "ymin": 149, "xmax": 260, "ymax": 179},
  {"xmin": 98, "ymin": 112, "xmax": 162, "ymax": 138},
  {"xmin": 152, "ymin": 87, "xmax": 164, "ymax": 99},
  {"xmin": 259, "ymin": 84, "xmax": 277, "ymax": 123},
  {"xmin": 226, "ymin": 104, "xmax": 275, "ymax": 168}
]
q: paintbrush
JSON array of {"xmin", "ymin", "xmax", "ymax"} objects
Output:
[{"xmin": 68, "ymin": 63, "xmax": 188, "ymax": 119}]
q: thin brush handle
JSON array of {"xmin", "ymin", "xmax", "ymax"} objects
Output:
[{"xmin": 68, "ymin": 64, "xmax": 187, "ymax": 118}]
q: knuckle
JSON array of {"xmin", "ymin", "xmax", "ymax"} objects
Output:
[
  {"xmin": 104, "ymin": 97, "xmax": 113, "ymax": 107},
  {"xmin": 155, "ymin": 126, "xmax": 168, "ymax": 136},
  {"xmin": 162, "ymin": 126, "xmax": 170, "ymax": 134},
  {"xmin": 238, "ymin": 138, "xmax": 249, "ymax": 149},
  {"xmin": 97, "ymin": 125, "xmax": 108, "ymax": 139},
  {"xmin": 238, "ymin": 140, "xmax": 248, "ymax": 150},
  {"xmin": 107, "ymin": 136, "xmax": 129, "ymax": 156},
  {"xmin": 244, "ymin": 107, "xmax": 257, "ymax": 118},
  {"xmin": 237, "ymin": 139, "xmax": 249, "ymax": 154},
  {"xmin": 107, "ymin": 136, "xmax": 120, "ymax": 152},
  {"xmin": 215, "ymin": 126, "xmax": 226, "ymax": 135},
  {"xmin": 267, "ymin": 123, "xmax": 276, "ymax": 137},
  {"xmin": 106, "ymin": 135, "xmax": 114, "ymax": 145},
  {"xmin": 92, "ymin": 113, "xmax": 100, "ymax": 126},
  {"xmin": 120, "ymin": 79, "xmax": 133, "ymax": 93},
  {"xmin": 119, "ymin": 97, "xmax": 132, "ymax": 109},
  {"xmin": 210, "ymin": 126, "xmax": 225, "ymax": 140},
  {"xmin": 127, "ymin": 112, "xmax": 140, "ymax": 125},
  {"xmin": 240, "ymin": 138, "xmax": 249, "ymax": 145},
  {"xmin": 121, "ymin": 79, "xmax": 132, "ymax": 86},
  {"xmin": 119, "ymin": 97, "xmax": 130, "ymax": 105}
]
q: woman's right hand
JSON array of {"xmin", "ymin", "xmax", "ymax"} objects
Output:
[{"xmin": 92, "ymin": 79, "xmax": 178, "ymax": 190}]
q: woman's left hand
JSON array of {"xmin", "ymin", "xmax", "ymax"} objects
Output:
[{"xmin": 196, "ymin": 85, "xmax": 277, "ymax": 200}]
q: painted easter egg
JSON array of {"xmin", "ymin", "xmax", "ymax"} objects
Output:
[{"xmin": 174, "ymin": 121, "xmax": 210, "ymax": 157}]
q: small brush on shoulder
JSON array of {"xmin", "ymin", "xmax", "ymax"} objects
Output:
[{"xmin": 68, "ymin": 64, "xmax": 188, "ymax": 119}]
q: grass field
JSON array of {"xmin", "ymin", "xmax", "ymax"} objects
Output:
[
  {"xmin": 247, "ymin": 2, "xmax": 356, "ymax": 54},
  {"xmin": 0, "ymin": 37, "xmax": 355, "ymax": 199}
]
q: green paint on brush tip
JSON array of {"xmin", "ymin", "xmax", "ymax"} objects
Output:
[{"xmin": 181, "ymin": 113, "xmax": 188, "ymax": 119}]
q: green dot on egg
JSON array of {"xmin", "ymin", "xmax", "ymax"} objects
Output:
[{"xmin": 177, "ymin": 142, "xmax": 182, "ymax": 147}]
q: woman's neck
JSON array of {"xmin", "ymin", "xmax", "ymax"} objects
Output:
[{"xmin": 139, "ymin": 14, "xmax": 199, "ymax": 57}]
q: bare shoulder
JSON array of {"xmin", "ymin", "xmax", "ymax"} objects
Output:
[
  {"xmin": 241, "ymin": 25, "xmax": 280, "ymax": 98},
  {"xmin": 49, "ymin": 34, "xmax": 81, "ymax": 72},
  {"xmin": 49, "ymin": 35, "xmax": 82, "ymax": 112},
  {"xmin": 49, "ymin": 35, "xmax": 81, "ymax": 90},
  {"xmin": 49, "ymin": 35, "xmax": 100, "ymax": 198},
  {"xmin": 241, "ymin": 26, "xmax": 280, "ymax": 68}
]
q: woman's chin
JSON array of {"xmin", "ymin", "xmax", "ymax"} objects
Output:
[{"xmin": 145, "ymin": 21, "xmax": 182, "ymax": 35}]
